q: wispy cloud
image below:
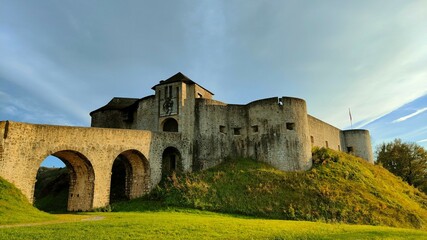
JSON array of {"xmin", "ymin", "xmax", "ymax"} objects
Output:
[
  {"xmin": 418, "ymin": 139, "xmax": 427, "ymax": 143},
  {"xmin": 392, "ymin": 107, "xmax": 427, "ymax": 123}
]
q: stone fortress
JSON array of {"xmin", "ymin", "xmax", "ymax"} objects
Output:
[
  {"xmin": 0, "ymin": 72, "xmax": 373, "ymax": 211},
  {"xmin": 91, "ymin": 72, "xmax": 374, "ymax": 171}
]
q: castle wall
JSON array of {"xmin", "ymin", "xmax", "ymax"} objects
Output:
[
  {"xmin": 343, "ymin": 130, "xmax": 374, "ymax": 163},
  {"xmin": 308, "ymin": 115, "xmax": 345, "ymax": 151},
  {"xmin": 193, "ymin": 99, "xmax": 230, "ymax": 170},
  {"xmin": 91, "ymin": 110, "xmax": 134, "ymax": 129},
  {"xmin": 247, "ymin": 97, "xmax": 312, "ymax": 171},
  {"xmin": 193, "ymin": 97, "xmax": 312, "ymax": 171},
  {"xmin": 134, "ymin": 96, "xmax": 157, "ymax": 131}
]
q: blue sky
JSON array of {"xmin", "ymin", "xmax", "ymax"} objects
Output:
[{"xmin": 1, "ymin": 0, "xmax": 426, "ymax": 167}]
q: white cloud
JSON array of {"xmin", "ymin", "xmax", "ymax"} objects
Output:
[
  {"xmin": 393, "ymin": 107, "xmax": 427, "ymax": 123},
  {"xmin": 418, "ymin": 139, "xmax": 427, "ymax": 143}
]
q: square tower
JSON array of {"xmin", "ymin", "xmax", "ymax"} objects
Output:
[{"xmin": 152, "ymin": 72, "xmax": 214, "ymax": 133}]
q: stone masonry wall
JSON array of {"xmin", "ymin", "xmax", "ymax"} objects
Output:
[
  {"xmin": 343, "ymin": 130, "xmax": 374, "ymax": 163},
  {"xmin": 194, "ymin": 97, "xmax": 312, "ymax": 171},
  {"xmin": 308, "ymin": 115, "xmax": 345, "ymax": 151},
  {"xmin": 0, "ymin": 121, "xmax": 189, "ymax": 211}
]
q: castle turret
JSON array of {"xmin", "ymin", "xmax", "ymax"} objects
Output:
[{"xmin": 342, "ymin": 129, "xmax": 374, "ymax": 163}]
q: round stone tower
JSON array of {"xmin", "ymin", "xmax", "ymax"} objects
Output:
[
  {"xmin": 342, "ymin": 129, "xmax": 374, "ymax": 163},
  {"xmin": 280, "ymin": 97, "xmax": 312, "ymax": 170}
]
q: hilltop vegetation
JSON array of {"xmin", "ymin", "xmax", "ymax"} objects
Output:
[
  {"xmin": 137, "ymin": 148, "xmax": 427, "ymax": 229},
  {"xmin": 0, "ymin": 176, "xmax": 54, "ymax": 224}
]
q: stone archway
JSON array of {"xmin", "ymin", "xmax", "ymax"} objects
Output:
[
  {"xmin": 39, "ymin": 150, "xmax": 95, "ymax": 212},
  {"xmin": 162, "ymin": 118, "xmax": 178, "ymax": 132},
  {"xmin": 110, "ymin": 150, "xmax": 150, "ymax": 201},
  {"xmin": 162, "ymin": 147, "xmax": 182, "ymax": 177}
]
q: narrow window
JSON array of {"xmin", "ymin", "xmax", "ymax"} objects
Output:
[
  {"xmin": 325, "ymin": 141, "xmax": 329, "ymax": 148},
  {"xmin": 169, "ymin": 86, "xmax": 172, "ymax": 98},
  {"xmin": 251, "ymin": 125, "xmax": 259, "ymax": 133},
  {"xmin": 310, "ymin": 136, "xmax": 314, "ymax": 145},
  {"xmin": 347, "ymin": 146, "xmax": 354, "ymax": 153},
  {"xmin": 234, "ymin": 128, "xmax": 241, "ymax": 135},
  {"xmin": 286, "ymin": 122, "xmax": 295, "ymax": 130},
  {"xmin": 338, "ymin": 145, "xmax": 340, "ymax": 151},
  {"xmin": 219, "ymin": 125, "xmax": 226, "ymax": 133}
]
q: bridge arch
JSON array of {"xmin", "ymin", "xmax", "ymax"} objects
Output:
[
  {"xmin": 162, "ymin": 147, "xmax": 182, "ymax": 177},
  {"xmin": 110, "ymin": 149, "xmax": 150, "ymax": 201},
  {"xmin": 36, "ymin": 150, "xmax": 95, "ymax": 212}
]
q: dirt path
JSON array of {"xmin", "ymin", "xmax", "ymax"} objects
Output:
[{"xmin": 0, "ymin": 215, "xmax": 105, "ymax": 228}]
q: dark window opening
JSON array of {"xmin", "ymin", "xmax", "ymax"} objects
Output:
[
  {"xmin": 170, "ymin": 155, "xmax": 176, "ymax": 171},
  {"xmin": 197, "ymin": 93, "xmax": 203, "ymax": 98},
  {"xmin": 286, "ymin": 122, "xmax": 295, "ymax": 130},
  {"xmin": 163, "ymin": 118, "xmax": 178, "ymax": 132},
  {"xmin": 219, "ymin": 125, "xmax": 226, "ymax": 133},
  {"xmin": 169, "ymin": 86, "xmax": 172, "ymax": 98},
  {"xmin": 252, "ymin": 125, "xmax": 259, "ymax": 133},
  {"xmin": 234, "ymin": 128, "xmax": 241, "ymax": 135},
  {"xmin": 347, "ymin": 146, "xmax": 354, "ymax": 153},
  {"xmin": 310, "ymin": 136, "xmax": 314, "ymax": 145},
  {"xmin": 325, "ymin": 141, "xmax": 329, "ymax": 148},
  {"xmin": 162, "ymin": 147, "xmax": 182, "ymax": 177},
  {"xmin": 338, "ymin": 145, "xmax": 341, "ymax": 151}
]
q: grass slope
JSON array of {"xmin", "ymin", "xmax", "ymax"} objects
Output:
[
  {"xmin": 1, "ymin": 211, "xmax": 427, "ymax": 239},
  {"xmin": 148, "ymin": 148, "xmax": 427, "ymax": 229},
  {"xmin": 34, "ymin": 167, "xmax": 69, "ymax": 212},
  {"xmin": 0, "ymin": 176, "xmax": 55, "ymax": 224}
]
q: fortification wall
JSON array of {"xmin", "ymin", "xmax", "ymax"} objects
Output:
[
  {"xmin": 194, "ymin": 97, "xmax": 312, "ymax": 171},
  {"xmin": 308, "ymin": 115, "xmax": 344, "ymax": 151},
  {"xmin": 135, "ymin": 96, "xmax": 157, "ymax": 131},
  {"xmin": 343, "ymin": 130, "xmax": 374, "ymax": 163},
  {"xmin": 193, "ymin": 99, "xmax": 231, "ymax": 170},
  {"xmin": 91, "ymin": 110, "xmax": 134, "ymax": 129}
]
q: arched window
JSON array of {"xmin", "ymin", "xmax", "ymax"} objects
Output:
[
  {"xmin": 162, "ymin": 118, "xmax": 178, "ymax": 132},
  {"xmin": 162, "ymin": 147, "xmax": 182, "ymax": 177}
]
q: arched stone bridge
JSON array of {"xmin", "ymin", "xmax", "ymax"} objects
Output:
[{"xmin": 0, "ymin": 121, "xmax": 190, "ymax": 211}]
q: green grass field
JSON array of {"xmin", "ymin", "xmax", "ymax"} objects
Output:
[{"xmin": 1, "ymin": 210, "xmax": 427, "ymax": 239}]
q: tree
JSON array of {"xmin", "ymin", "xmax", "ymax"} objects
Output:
[{"xmin": 376, "ymin": 139, "xmax": 427, "ymax": 193}]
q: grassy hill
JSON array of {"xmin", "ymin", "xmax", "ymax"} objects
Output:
[
  {"xmin": 140, "ymin": 148, "xmax": 427, "ymax": 229},
  {"xmin": 0, "ymin": 176, "xmax": 54, "ymax": 224},
  {"xmin": 33, "ymin": 167, "xmax": 69, "ymax": 212}
]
